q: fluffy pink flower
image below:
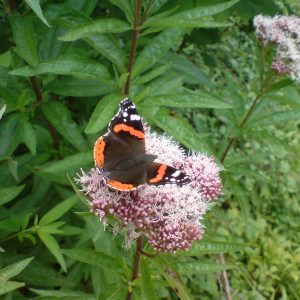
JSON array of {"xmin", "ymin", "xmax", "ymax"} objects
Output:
[
  {"xmin": 253, "ymin": 14, "xmax": 300, "ymax": 81},
  {"xmin": 147, "ymin": 222, "xmax": 202, "ymax": 253},
  {"xmin": 177, "ymin": 153, "xmax": 223, "ymax": 201},
  {"xmin": 76, "ymin": 131, "xmax": 222, "ymax": 252}
]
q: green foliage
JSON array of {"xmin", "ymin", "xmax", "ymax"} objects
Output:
[{"xmin": 0, "ymin": 0, "xmax": 299, "ymax": 299}]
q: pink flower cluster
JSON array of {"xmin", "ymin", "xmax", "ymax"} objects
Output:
[
  {"xmin": 253, "ymin": 15, "xmax": 300, "ymax": 81},
  {"xmin": 76, "ymin": 128, "xmax": 222, "ymax": 253}
]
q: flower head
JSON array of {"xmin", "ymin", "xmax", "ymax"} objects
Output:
[
  {"xmin": 253, "ymin": 14, "xmax": 300, "ymax": 81},
  {"xmin": 76, "ymin": 131, "xmax": 222, "ymax": 253}
]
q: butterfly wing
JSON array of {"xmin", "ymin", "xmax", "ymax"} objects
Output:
[
  {"xmin": 147, "ymin": 162, "xmax": 190, "ymax": 186},
  {"xmin": 94, "ymin": 98, "xmax": 147, "ymax": 190}
]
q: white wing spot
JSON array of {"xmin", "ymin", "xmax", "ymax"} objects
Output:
[
  {"xmin": 123, "ymin": 112, "xmax": 128, "ymax": 117},
  {"xmin": 130, "ymin": 114, "xmax": 141, "ymax": 121},
  {"xmin": 172, "ymin": 171, "xmax": 181, "ymax": 177}
]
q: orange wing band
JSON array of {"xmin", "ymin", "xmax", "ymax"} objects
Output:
[
  {"xmin": 113, "ymin": 124, "xmax": 144, "ymax": 139},
  {"xmin": 94, "ymin": 137, "xmax": 106, "ymax": 167},
  {"xmin": 107, "ymin": 179, "xmax": 134, "ymax": 191},
  {"xmin": 149, "ymin": 164, "xmax": 167, "ymax": 183}
]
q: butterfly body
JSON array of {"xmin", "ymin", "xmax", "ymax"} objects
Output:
[{"xmin": 94, "ymin": 99, "xmax": 190, "ymax": 191}]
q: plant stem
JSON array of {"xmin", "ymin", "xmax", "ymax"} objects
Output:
[
  {"xmin": 140, "ymin": 0, "xmax": 154, "ymax": 25},
  {"xmin": 7, "ymin": 0, "xmax": 17, "ymax": 12},
  {"xmin": 29, "ymin": 76, "xmax": 61, "ymax": 155},
  {"xmin": 126, "ymin": 236, "xmax": 143, "ymax": 300},
  {"xmin": 124, "ymin": 0, "xmax": 142, "ymax": 95},
  {"xmin": 220, "ymin": 94, "xmax": 260, "ymax": 163}
]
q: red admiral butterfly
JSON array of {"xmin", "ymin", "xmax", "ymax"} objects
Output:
[{"xmin": 94, "ymin": 98, "xmax": 190, "ymax": 191}]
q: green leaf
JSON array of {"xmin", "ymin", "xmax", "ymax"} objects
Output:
[
  {"xmin": 11, "ymin": 13, "xmax": 39, "ymax": 66},
  {"xmin": 21, "ymin": 119, "xmax": 37, "ymax": 155},
  {"xmin": 0, "ymin": 257, "xmax": 33, "ymax": 280},
  {"xmin": 142, "ymin": 93, "xmax": 233, "ymax": 109},
  {"xmin": 268, "ymin": 95, "xmax": 300, "ymax": 109},
  {"xmin": 109, "ymin": 0, "xmax": 133, "ymax": 24},
  {"xmin": 25, "ymin": 0, "xmax": 50, "ymax": 27},
  {"xmin": 144, "ymin": 20, "xmax": 233, "ymax": 33},
  {"xmin": 0, "ymin": 281, "xmax": 24, "ymax": 296},
  {"xmin": 85, "ymin": 94, "xmax": 121, "ymax": 134},
  {"xmin": 40, "ymin": 195, "xmax": 79, "ymax": 225},
  {"xmin": 61, "ymin": 249, "xmax": 126, "ymax": 275},
  {"xmin": 31, "ymin": 288, "xmax": 95, "ymax": 299},
  {"xmin": 140, "ymin": 257, "xmax": 157, "ymax": 300},
  {"xmin": 143, "ymin": 108, "xmax": 211, "ymax": 153},
  {"xmin": 85, "ymin": 35, "xmax": 127, "ymax": 73},
  {"xmin": 144, "ymin": 0, "xmax": 240, "ymax": 28},
  {"xmin": 0, "ymin": 104, "xmax": 6, "ymax": 120},
  {"xmin": 10, "ymin": 54, "xmax": 111, "ymax": 81},
  {"xmin": 39, "ymin": 151, "xmax": 92, "ymax": 174},
  {"xmin": 135, "ymin": 63, "xmax": 172, "ymax": 85},
  {"xmin": 248, "ymin": 111, "xmax": 300, "ymax": 128},
  {"xmin": 5, "ymin": 255, "xmax": 65, "ymax": 287},
  {"xmin": 170, "ymin": 54, "xmax": 212, "ymax": 87},
  {"xmin": 0, "ymin": 185, "xmax": 25, "ymax": 206},
  {"xmin": 59, "ymin": 19, "xmax": 131, "ymax": 42},
  {"xmin": 100, "ymin": 286, "xmax": 126, "ymax": 300},
  {"xmin": 133, "ymin": 28, "xmax": 186, "ymax": 77},
  {"xmin": 176, "ymin": 240, "xmax": 247, "ymax": 256},
  {"xmin": 42, "ymin": 101, "xmax": 88, "ymax": 152},
  {"xmin": 175, "ymin": 261, "xmax": 235, "ymax": 275},
  {"xmin": 154, "ymin": 257, "xmax": 193, "ymax": 300},
  {"xmin": 38, "ymin": 231, "xmax": 66, "ymax": 272},
  {"xmin": 45, "ymin": 78, "xmax": 116, "ymax": 97}
]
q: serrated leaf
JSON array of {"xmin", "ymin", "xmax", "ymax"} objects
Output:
[
  {"xmin": 109, "ymin": 0, "xmax": 133, "ymax": 24},
  {"xmin": 11, "ymin": 13, "xmax": 39, "ymax": 66},
  {"xmin": 154, "ymin": 257, "xmax": 193, "ymax": 300},
  {"xmin": 39, "ymin": 151, "xmax": 92, "ymax": 174},
  {"xmin": 133, "ymin": 28, "xmax": 186, "ymax": 77},
  {"xmin": 0, "ymin": 281, "xmax": 25, "ymax": 296},
  {"xmin": 175, "ymin": 261, "xmax": 235, "ymax": 275},
  {"xmin": 22, "ymin": 120, "xmax": 37, "ymax": 154},
  {"xmin": 0, "ymin": 257, "xmax": 33, "ymax": 281},
  {"xmin": 25, "ymin": 0, "xmax": 50, "ymax": 27},
  {"xmin": 61, "ymin": 249, "xmax": 126, "ymax": 275},
  {"xmin": 38, "ymin": 231, "xmax": 66, "ymax": 272},
  {"xmin": 42, "ymin": 101, "xmax": 88, "ymax": 152},
  {"xmin": 45, "ymin": 78, "xmax": 116, "ymax": 97},
  {"xmin": 59, "ymin": 19, "xmax": 131, "ymax": 42},
  {"xmin": 143, "ymin": 108, "xmax": 211, "ymax": 153},
  {"xmin": 176, "ymin": 240, "xmax": 247, "ymax": 256},
  {"xmin": 40, "ymin": 195, "xmax": 79, "ymax": 225},
  {"xmin": 142, "ymin": 93, "xmax": 233, "ymax": 109},
  {"xmin": 85, "ymin": 94, "xmax": 121, "ymax": 134},
  {"xmin": 85, "ymin": 35, "xmax": 127, "ymax": 73},
  {"xmin": 140, "ymin": 257, "xmax": 157, "ymax": 300},
  {"xmin": 144, "ymin": 0, "xmax": 240, "ymax": 28},
  {"xmin": 0, "ymin": 184, "xmax": 25, "ymax": 206},
  {"xmin": 10, "ymin": 54, "xmax": 111, "ymax": 81},
  {"xmin": 248, "ymin": 111, "xmax": 300, "ymax": 128},
  {"xmin": 31, "ymin": 288, "xmax": 95, "ymax": 299}
]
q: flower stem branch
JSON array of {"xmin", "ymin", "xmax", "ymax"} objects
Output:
[
  {"xmin": 125, "ymin": 236, "xmax": 143, "ymax": 300},
  {"xmin": 218, "ymin": 75, "xmax": 271, "ymax": 299},
  {"xmin": 220, "ymin": 94, "xmax": 260, "ymax": 163},
  {"xmin": 124, "ymin": 0, "xmax": 142, "ymax": 95}
]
